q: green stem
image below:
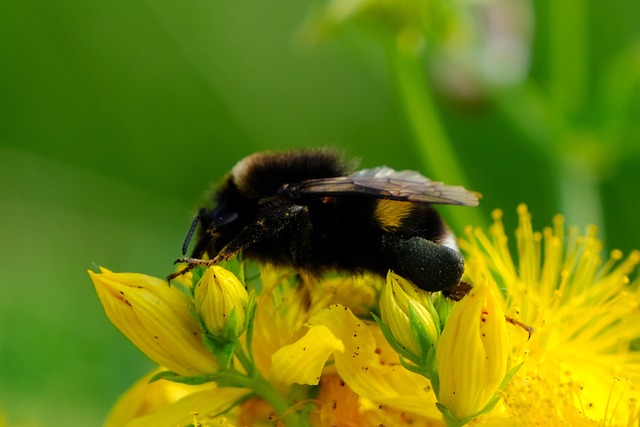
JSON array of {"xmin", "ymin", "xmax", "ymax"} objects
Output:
[
  {"xmin": 389, "ymin": 44, "xmax": 487, "ymax": 232},
  {"xmin": 246, "ymin": 374, "xmax": 312, "ymax": 427},
  {"xmin": 557, "ymin": 154, "xmax": 604, "ymax": 234},
  {"xmin": 232, "ymin": 344, "xmax": 311, "ymax": 426},
  {"xmin": 548, "ymin": 0, "xmax": 588, "ymax": 122},
  {"xmin": 547, "ymin": 0, "xmax": 605, "ymax": 234}
]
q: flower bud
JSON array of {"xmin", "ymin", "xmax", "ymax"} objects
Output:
[
  {"xmin": 435, "ymin": 281, "xmax": 508, "ymax": 421},
  {"xmin": 89, "ymin": 268, "xmax": 219, "ymax": 376},
  {"xmin": 194, "ymin": 266, "xmax": 249, "ymax": 339},
  {"xmin": 379, "ymin": 272, "xmax": 440, "ymax": 358}
]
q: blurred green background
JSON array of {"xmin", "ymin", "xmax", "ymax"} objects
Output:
[{"xmin": 1, "ymin": 0, "xmax": 639, "ymax": 425}]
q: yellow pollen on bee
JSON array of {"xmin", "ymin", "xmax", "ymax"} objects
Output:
[{"xmin": 374, "ymin": 199, "xmax": 412, "ymax": 231}]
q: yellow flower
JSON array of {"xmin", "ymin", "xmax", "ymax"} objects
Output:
[
  {"xmin": 461, "ymin": 204, "xmax": 640, "ymax": 425},
  {"xmin": 271, "ymin": 303, "xmax": 442, "ymax": 420},
  {"xmin": 436, "ymin": 281, "xmax": 508, "ymax": 422},
  {"xmin": 194, "ymin": 266, "xmax": 250, "ymax": 339},
  {"xmin": 379, "ymin": 271, "xmax": 440, "ymax": 357},
  {"xmin": 89, "ymin": 268, "xmax": 218, "ymax": 376}
]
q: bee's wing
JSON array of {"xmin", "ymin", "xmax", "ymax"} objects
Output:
[{"xmin": 281, "ymin": 166, "xmax": 479, "ymax": 206}]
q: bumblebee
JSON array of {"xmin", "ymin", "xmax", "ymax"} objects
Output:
[{"xmin": 171, "ymin": 149, "xmax": 479, "ymax": 298}]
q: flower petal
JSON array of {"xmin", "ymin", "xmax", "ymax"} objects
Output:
[
  {"xmin": 310, "ymin": 304, "xmax": 441, "ymax": 419},
  {"xmin": 270, "ymin": 325, "xmax": 344, "ymax": 385},
  {"xmin": 436, "ymin": 281, "xmax": 509, "ymax": 420},
  {"xmin": 89, "ymin": 269, "xmax": 219, "ymax": 375}
]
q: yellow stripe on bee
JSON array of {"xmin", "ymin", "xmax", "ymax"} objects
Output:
[{"xmin": 374, "ymin": 199, "xmax": 413, "ymax": 231}]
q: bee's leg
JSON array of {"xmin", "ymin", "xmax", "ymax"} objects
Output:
[
  {"xmin": 167, "ymin": 262, "xmax": 198, "ymax": 282},
  {"xmin": 185, "ymin": 222, "xmax": 268, "ymax": 264},
  {"xmin": 168, "ymin": 202, "xmax": 309, "ymax": 282},
  {"xmin": 167, "ymin": 222, "xmax": 268, "ymax": 282},
  {"xmin": 207, "ymin": 202, "xmax": 312, "ymax": 268},
  {"xmin": 167, "ymin": 256, "xmax": 224, "ymax": 282},
  {"xmin": 209, "ymin": 225, "xmax": 265, "ymax": 263},
  {"xmin": 389, "ymin": 236, "xmax": 465, "ymax": 294},
  {"xmin": 505, "ymin": 315, "xmax": 534, "ymax": 339}
]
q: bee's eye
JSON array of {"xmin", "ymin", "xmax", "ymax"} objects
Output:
[
  {"xmin": 215, "ymin": 211, "xmax": 238, "ymax": 226},
  {"xmin": 210, "ymin": 205, "xmax": 239, "ymax": 227}
]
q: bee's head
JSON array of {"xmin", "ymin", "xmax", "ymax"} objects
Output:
[
  {"xmin": 188, "ymin": 204, "xmax": 242, "ymax": 258},
  {"xmin": 182, "ymin": 175, "xmax": 250, "ymax": 259}
]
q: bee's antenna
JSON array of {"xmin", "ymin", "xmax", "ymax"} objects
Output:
[{"xmin": 182, "ymin": 208, "xmax": 206, "ymax": 256}]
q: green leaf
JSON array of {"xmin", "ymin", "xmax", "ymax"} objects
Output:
[
  {"xmin": 150, "ymin": 369, "xmax": 254, "ymax": 388},
  {"xmin": 149, "ymin": 370, "xmax": 217, "ymax": 385}
]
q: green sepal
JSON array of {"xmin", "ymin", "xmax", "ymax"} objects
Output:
[
  {"xmin": 425, "ymin": 345, "xmax": 439, "ymax": 395},
  {"xmin": 408, "ymin": 303, "xmax": 430, "ymax": 357},
  {"xmin": 372, "ymin": 313, "xmax": 419, "ymax": 363},
  {"xmin": 398, "ymin": 355, "xmax": 429, "ymax": 378},
  {"xmin": 188, "ymin": 267, "xmax": 206, "ymax": 297},
  {"xmin": 436, "ymin": 393, "xmax": 502, "ymax": 427},
  {"xmin": 194, "ymin": 310, "xmax": 239, "ymax": 369},
  {"xmin": 433, "ymin": 292, "xmax": 455, "ymax": 329},
  {"xmin": 243, "ymin": 287, "xmax": 258, "ymax": 370},
  {"xmin": 499, "ymin": 362, "xmax": 523, "ymax": 390},
  {"xmin": 374, "ymin": 311, "xmax": 441, "ymax": 385},
  {"xmin": 436, "ymin": 402, "xmax": 462, "ymax": 427},
  {"xmin": 222, "ymin": 307, "xmax": 240, "ymax": 341},
  {"xmin": 408, "ymin": 303, "xmax": 437, "ymax": 360}
]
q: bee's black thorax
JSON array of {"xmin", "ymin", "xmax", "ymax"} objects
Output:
[{"xmin": 232, "ymin": 149, "xmax": 352, "ymax": 200}]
